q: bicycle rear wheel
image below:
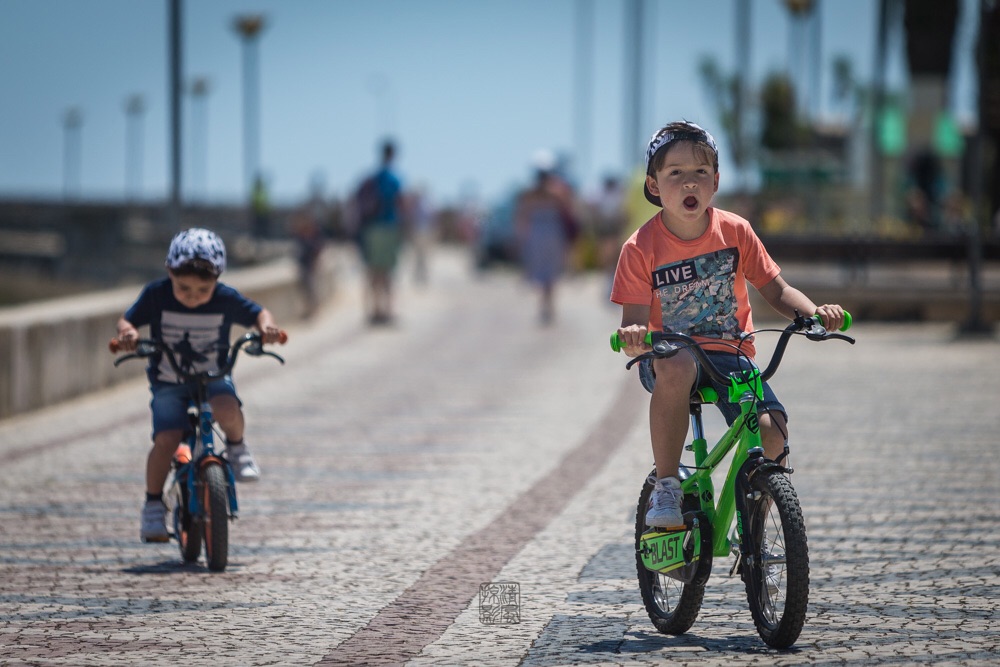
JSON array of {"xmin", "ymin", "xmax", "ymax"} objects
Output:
[
  {"xmin": 201, "ymin": 462, "xmax": 230, "ymax": 572},
  {"xmin": 635, "ymin": 473, "xmax": 712, "ymax": 635},
  {"xmin": 742, "ymin": 469, "xmax": 809, "ymax": 648}
]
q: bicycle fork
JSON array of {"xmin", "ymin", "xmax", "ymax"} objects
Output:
[{"xmin": 185, "ymin": 403, "xmax": 239, "ymax": 519}]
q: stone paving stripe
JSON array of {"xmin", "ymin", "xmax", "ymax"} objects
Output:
[{"xmin": 318, "ymin": 374, "xmax": 647, "ymax": 666}]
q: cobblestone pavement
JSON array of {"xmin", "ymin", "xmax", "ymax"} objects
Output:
[{"xmin": 1, "ymin": 248, "xmax": 999, "ymax": 666}]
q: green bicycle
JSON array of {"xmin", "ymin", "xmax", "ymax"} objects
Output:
[{"xmin": 611, "ymin": 312, "xmax": 854, "ymax": 648}]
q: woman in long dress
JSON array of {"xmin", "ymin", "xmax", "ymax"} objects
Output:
[{"xmin": 515, "ymin": 168, "xmax": 577, "ymax": 325}]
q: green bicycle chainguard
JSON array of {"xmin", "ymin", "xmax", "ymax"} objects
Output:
[{"xmin": 639, "ymin": 526, "xmax": 701, "ymax": 574}]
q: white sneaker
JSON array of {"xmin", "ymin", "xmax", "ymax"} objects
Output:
[
  {"xmin": 226, "ymin": 442, "xmax": 260, "ymax": 483},
  {"xmin": 646, "ymin": 476, "xmax": 684, "ymax": 528},
  {"xmin": 140, "ymin": 500, "xmax": 169, "ymax": 543}
]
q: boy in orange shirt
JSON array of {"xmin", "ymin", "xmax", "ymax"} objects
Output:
[{"xmin": 611, "ymin": 121, "xmax": 845, "ymax": 528}]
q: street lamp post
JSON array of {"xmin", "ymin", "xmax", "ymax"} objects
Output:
[
  {"xmin": 574, "ymin": 0, "xmax": 593, "ymax": 187},
  {"xmin": 783, "ymin": 0, "xmax": 820, "ymax": 122},
  {"xmin": 623, "ymin": 0, "xmax": 645, "ymax": 171},
  {"xmin": 124, "ymin": 94, "xmax": 145, "ymax": 202},
  {"xmin": 233, "ymin": 14, "xmax": 266, "ymax": 201},
  {"xmin": 168, "ymin": 0, "xmax": 182, "ymax": 227},
  {"xmin": 62, "ymin": 106, "xmax": 83, "ymax": 200},
  {"xmin": 189, "ymin": 77, "xmax": 210, "ymax": 202}
]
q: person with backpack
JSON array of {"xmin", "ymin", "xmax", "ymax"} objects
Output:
[{"xmin": 353, "ymin": 139, "xmax": 404, "ymax": 325}]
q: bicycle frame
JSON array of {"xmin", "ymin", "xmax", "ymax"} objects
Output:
[
  {"xmin": 175, "ymin": 383, "xmax": 239, "ymax": 520},
  {"xmin": 681, "ymin": 367, "xmax": 767, "ymax": 559},
  {"xmin": 637, "ymin": 368, "xmax": 768, "ymax": 576}
]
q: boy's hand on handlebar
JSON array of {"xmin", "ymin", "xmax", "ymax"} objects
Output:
[
  {"xmin": 113, "ymin": 326, "xmax": 139, "ymax": 352},
  {"xmin": 616, "ymin": 324, "xmax": 650, "ymax": 357},
  {"xmin": 814, "ymin": 304, "xmax": 846, "ymax": 332},
  {"xmin": 258, "ymin": 326, "xmax": 286, "ymax": 345}
]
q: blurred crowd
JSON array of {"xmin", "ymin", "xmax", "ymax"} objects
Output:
[{"xmin": 267, "ymin": 143, "xmax": 663, "ymax": 324}]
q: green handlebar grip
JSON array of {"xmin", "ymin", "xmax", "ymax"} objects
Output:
[
  {"xmin": 610, "ymin": 331, "xmax": 653, "ymax": 352},
  {"xmin": 816, "ymin": 310, "xmax": 852, "ymax": 331}
]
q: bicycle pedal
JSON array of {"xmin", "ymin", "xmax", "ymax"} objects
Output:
[{"xmin": 729, "ymin": 551, "xmax": 742, "ymax": 577}]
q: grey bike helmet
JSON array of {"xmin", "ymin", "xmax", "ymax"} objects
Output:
[{"xmin": 165, "ymin": 228, "xmax": 226, "ymax": 276}]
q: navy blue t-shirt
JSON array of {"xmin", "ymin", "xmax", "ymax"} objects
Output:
[{"xmin": 124, "ymin": 277, "xmax": 262, "ymax": 385}]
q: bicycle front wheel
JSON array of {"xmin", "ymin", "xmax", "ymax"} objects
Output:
[
  {"xmin": 175, "ymin": 501, "xmax": 202, "ymax": 564},
  {"xmin": 201, "ymin": 462, "xmax": 230, "ymax": 572},
  {"xmin": 635, "ymin": 473, "xmax": 712, "ymax": 635},
  {"xmin": 742, "ymin": 469, "xmax": 809, "ymax": 648}
]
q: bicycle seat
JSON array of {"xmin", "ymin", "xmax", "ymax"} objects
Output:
[{"xmin": 690, "ymin": 386, "xmax": 719, "ymax": 404}]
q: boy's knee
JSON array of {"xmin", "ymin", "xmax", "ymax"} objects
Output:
[
  {"xmin": 152, "ymin": 429, "xmax": 183, "ymax": 452},
  {"xmin": 651, "ymin": 353, "xmax": 697, "ymax": 381},
  {"xmin": 650, "ymin": 354, "xmax": 697, "ymax": 398},
  {"xmin": 759, "ymin": 412, "xmax": 788, "ymax": 446},
  {"xmin": 210, "ymin": 395, "xmax": 240, "ymax": 415}
]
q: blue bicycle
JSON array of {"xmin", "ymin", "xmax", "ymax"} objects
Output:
[{"xmin": 111, "ymin": 331, "xmax": 286, "ymax": 571}]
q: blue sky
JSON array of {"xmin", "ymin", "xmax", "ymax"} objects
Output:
[{"xmin": 0, "ymin": 0, "xmax": 981, "ymax": 209}]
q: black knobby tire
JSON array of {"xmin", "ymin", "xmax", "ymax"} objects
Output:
[
  {"xmin": 634, "ymin": 475, "xmax": 712, "ymax": 635},
  {"xmin": 201, "ymin": 462, "xmax": 230, "ymax": 572},
  {"xmin": 742, "ymin": 469, "xmax": 809, "ymax": 648}
]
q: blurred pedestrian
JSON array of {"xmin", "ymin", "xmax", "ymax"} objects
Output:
[
  {"xmin": 592, "ymin": 174, "xmax": 627, "ymax": 298},
  {"xmin": 251, "ymin": 174, "xmax": 271, "ymax": 239},
  {"xmin": 514, "ymin": 152, "xmax": 578, "ymax": 325},
  {"xmin": 289, "ymin": 207, "xmax": 325, "ymax": 319},
  {"xmin": 353, "ymin": 139, "xmax": 404, "ymax": 325}
]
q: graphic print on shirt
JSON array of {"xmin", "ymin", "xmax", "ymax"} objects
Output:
[
  {"xmin": 158, "ymin": 311, "xmax": 224, "ymax": 383},
  {"xmin": 653, "ymin": 248, "xmax": 740, "ymax": 340}
]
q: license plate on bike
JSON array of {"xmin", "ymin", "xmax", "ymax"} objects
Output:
[{"xmin": 639, "ymin": 527, "xmax": 700, "ymax": 574}]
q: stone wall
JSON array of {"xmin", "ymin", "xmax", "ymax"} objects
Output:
[{"xmin": 0, "ymin": 251, "xmax": 336, "ymax": 420}]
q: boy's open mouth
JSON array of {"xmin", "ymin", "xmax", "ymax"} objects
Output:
[{"xmin": 683, "ymin": 195, "xmax": 698, "ymax": 210}]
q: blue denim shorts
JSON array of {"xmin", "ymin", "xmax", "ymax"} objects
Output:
[
  {"xmin": 149, "ymin": 376, "xmax": 240, "ymax": 438},
  {"xmin": 638, "ymin": 350, "xmax": 787, "ymax": 426}
]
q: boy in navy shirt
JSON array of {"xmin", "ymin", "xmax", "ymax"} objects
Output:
[{"xmin": 116, "ymin": 228, "xmax": 283, "ymax": 542}]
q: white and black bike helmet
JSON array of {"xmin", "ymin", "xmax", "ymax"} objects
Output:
[{"xmin": 165, "ymin": 228, "xmax": 227, "ymax": 276}]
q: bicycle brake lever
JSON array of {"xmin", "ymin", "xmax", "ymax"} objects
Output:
[
  {"xmin": 806, "ymin": 330, "xmax": 856, "ymax": 344},
  {"xmin": 652, "ymin": 341, "xmax": 676, "ymax": 355},
  {"xmin": 804, "ymin": 327, "xmax": 828, "ymax": 341},
  {"xmin": 113, "ymin": 354, "xmax": 140, "ymax": 367},
  {"xmin": 243, "ymin": 341, "xmax": 264, "ymax": 356},
  {"xmin": 827, "ymin": 333, "xmax": 856, "ymax": 344},
  {"xmin": 624, "ymin": 343, "xmax": 678, "ymax": 370},
  {"xmin": 625, "ymin": 355, "xmax": 646, "ymax": 370},
  {"xmin": 262, "ymin": 350, "xmax": 285, "ymax": 364}
]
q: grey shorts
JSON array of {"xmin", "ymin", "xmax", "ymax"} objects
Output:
[{"xmin": 638, "ymin": 350, "xmax": 787, "ymax": 426}]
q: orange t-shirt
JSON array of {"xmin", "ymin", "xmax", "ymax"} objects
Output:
[{"xmin": 610, "ymin": 207, "xmax": 781, "ymax": 359}]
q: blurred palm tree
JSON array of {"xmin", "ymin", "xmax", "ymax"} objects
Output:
[
  {"xmin": 760, "ymin": 73, "xmax": 805, "ymax": 151},
  {"xmin": 698, "ymin": 56, "xmax": 747, "ymax": 186}
]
